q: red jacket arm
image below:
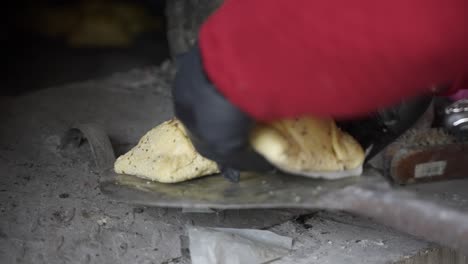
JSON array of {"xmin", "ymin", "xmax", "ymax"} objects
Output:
[{"xmin": 199, "ymin": 0, "xmax": 468, "ymax": 121}]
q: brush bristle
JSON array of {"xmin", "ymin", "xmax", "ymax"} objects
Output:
[{"xmin": 395, "ymin": 128, "xmax": 457, "ymax": 147}]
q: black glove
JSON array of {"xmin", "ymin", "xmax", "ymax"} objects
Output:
[{"xmin": 172, "ymin": 44, "xmax": 273, "ymax": 182}]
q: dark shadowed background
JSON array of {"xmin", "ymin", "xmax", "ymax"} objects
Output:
[{"xmin": 5, "ymin": 0, "xmax": 169, "ymax": 96}]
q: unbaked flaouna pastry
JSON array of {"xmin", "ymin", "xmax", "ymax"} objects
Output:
[
  {"xmin": 250, "ymin": 117, "xmax": 365, "ymax": 179},
  {"xmin": 114, "ymin": 117, "xmax": 365, "ymax": 183},
  {"xmin": 114, "ymin": 118, "xmax": 219, "ymax": 183}
]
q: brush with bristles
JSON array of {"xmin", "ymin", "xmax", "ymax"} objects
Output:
[
  {"xmin": 383, "ymin": 128, "xmax": 457, "ymax": 168},
  {"xmin": 395, "ymin": 128, "xmax": 459, "ymax": 147},
  {"xmin": 382, "ymin": 128, "xmax": 468, "ymax": 184}
]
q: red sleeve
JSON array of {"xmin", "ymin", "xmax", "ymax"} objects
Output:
[{"xmin": 199, "ymin": 0, "xmax": 468, "ymax": 121}]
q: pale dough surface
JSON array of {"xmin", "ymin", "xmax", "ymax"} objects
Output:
[
  {"xmin": 114, "ymin": 118, "xmax": 219, "ymax": 183},
  {"xmin": 250, "ymin": 117, "xmax": 365, "ymax": 179},
  {"xmin": 115, "ymin": 117, "xmax": 365, "ymax": 182}
]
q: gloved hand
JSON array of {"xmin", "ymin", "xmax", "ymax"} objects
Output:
[{"xmin": 172, "ymin": 44, "xmax": 273, "ymax": 182}]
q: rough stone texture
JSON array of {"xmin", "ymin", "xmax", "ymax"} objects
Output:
[
  {"xmin": 0, "ymin": 61, "xmax": 304, "ymax": 264},
  {"xmin": 0, "ymin": 61, "xmax": 464, "ymax": 263},
  {"xmin": 272, "ymin": 211, "xmax": 433, "ymax": 264}
]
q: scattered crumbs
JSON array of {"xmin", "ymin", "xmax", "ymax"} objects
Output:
[
  {"xmin": 97, "ymin": 218, "xmax": 108, "ymax": 226},
  {"xmin": 59, "ymin": 193, "xmax": 70, "ymax": 199},
  {"xmin": 133, "ymin": 207, "xmax": 145, "ymax": 214},
  {"xmin": 327, "ymin": 240, "xmax": 333, "ymax": 245},
  {"xmin": 374, "ymin": 240, "xmax": 386, "ymax": 246}
]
